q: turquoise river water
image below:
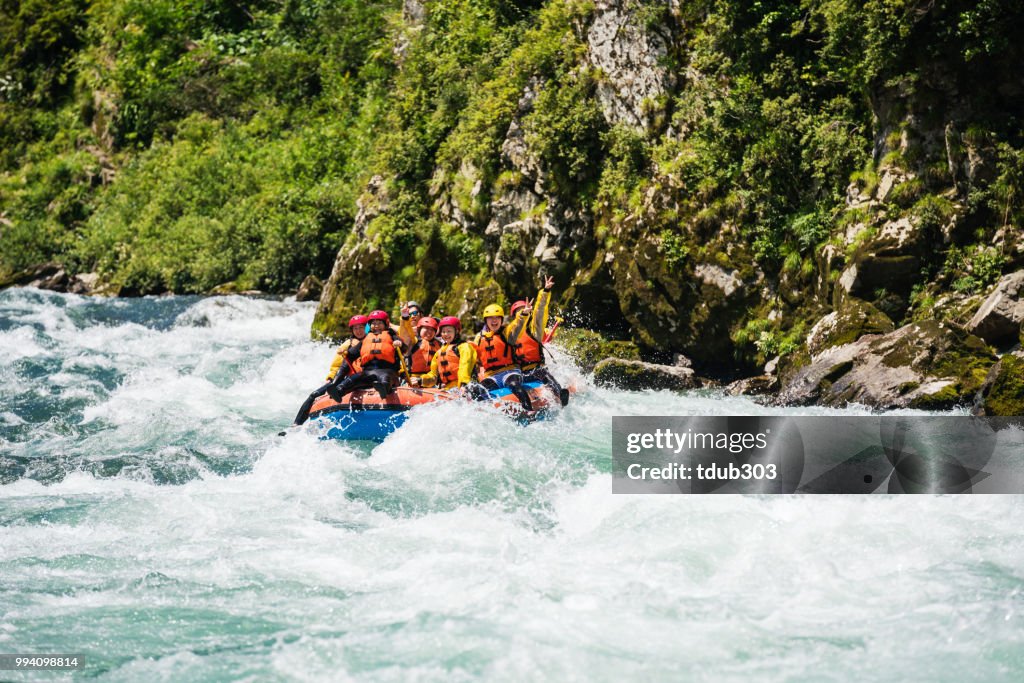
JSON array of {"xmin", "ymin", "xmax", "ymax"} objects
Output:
[{"xmin": 1, "ymin": 288, "xmax": 1022, "ymax": 681}]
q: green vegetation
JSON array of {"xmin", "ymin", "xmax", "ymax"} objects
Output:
[
  {"xmin": 2, "ymin": 0, "xmax": 1023, "ymax": 398},
  {"xmin": 2, "ymin": 0, "xmax": 395, "ymax": 291},
  {"xmin": 981, "ymin": 355, "xmax": 1024, "ymax": 416}
]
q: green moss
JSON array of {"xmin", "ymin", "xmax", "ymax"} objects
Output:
[
  {"xmin": 557, "ymin": 328, "xmax": 640, "ymax": 373},
  {"xmin": 908, "ymin": 383, "xmax": 960, "ymax": 410},
  {"xmin": 982, "ymin": 355, "xmax": 1024, "ymax": 416},
  {"xmin": 593, "ymin": 359, "xmax": 693, "ymax": 392}
]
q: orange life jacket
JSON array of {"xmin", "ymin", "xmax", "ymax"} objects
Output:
[
  {"xmin": 359, "ymin": 330, "xmax": 398, "ymax": 368},
  {"xmin": 513, "ymin": 329, "xmax": 544, "ymax": 367},
  {"xmin": 407, "ymin": 338, "xmax": 441, "ymax": 375},
  {"xmin": 436, "ymin": 344, "xmax": 462, "ymax": 387},
  {"xmin": 476, "ymin": 330, "xmax": 516, "ymax": 372}
]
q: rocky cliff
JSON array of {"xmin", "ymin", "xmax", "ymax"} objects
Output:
[{"xmin": 313, "ymin": 0, "xmax": 1024, "ymax": 413}]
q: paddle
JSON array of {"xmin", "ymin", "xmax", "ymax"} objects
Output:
[{"xmin": 542, "ymin": 317, "xmax": 562, "ymax": 344}]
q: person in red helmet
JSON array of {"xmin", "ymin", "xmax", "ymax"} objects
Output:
[
  {"xmin": 424, "ymin": 316, "xmax": 487, "ymax": 399},
  {"xmin": 326, "ymin": 309, "xmax": 406, "ymax": 401},
  {"xmin": 291, "ymin": 313, "xmax": 369, "ymax": 426},
  {"xmin": 508, "ymin": 274, "xmax": 569, "ymax": 406},
  {"xmin": 406, "ymin": 316, "xmax": 442, "ymax": 387},
  {"xmin": 326, "ymin": 314, "xmax": 369, "ymax": 382}
]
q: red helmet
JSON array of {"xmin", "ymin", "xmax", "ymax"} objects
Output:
[
  {"xmin": 348, "ymin": 314, "xmax": 369, "ymax": 328},
  {"xmin": 417, "ymin": 316, "xmax": 438, "ymax": 331},
  {"xmin": 510, "ymin": 300, "xmax": 528, "ymax": 315},
  {"xmin": 438, "ymin": 315, "xmax": 461, "ymax": 332},
  {"xmin": 368, "ymin": 310, "xmax": 390, "ymax": 325}
]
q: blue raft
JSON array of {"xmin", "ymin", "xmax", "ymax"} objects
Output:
[{"xmin": 307, "ymin": 381, "xmax": 555, "ymax": 442}]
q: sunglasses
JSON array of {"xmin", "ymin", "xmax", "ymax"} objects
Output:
[{"xmin": 409, "ymin": 309, "xmax": 422, "ymax": 316}]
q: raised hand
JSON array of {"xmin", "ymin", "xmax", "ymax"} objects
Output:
[{"xmin": 543, "ymin": 275, "xmax": 554, "ymax": 291}]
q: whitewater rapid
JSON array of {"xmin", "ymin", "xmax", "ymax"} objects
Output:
[{"xmin": 1, "ymin": 289, "xmax": 1022, "ymax": 681}]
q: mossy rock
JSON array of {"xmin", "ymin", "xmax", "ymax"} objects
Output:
[
  {"xmin": 593, "ymin": 358, "xmax": 698, "ymax": 392},
  {"xmin": 908, "ymin": 382, "xmax": 961, "ymax": 410},
  {"xmin": 806, "ymin": 297, "xmax": 894, "ymax": 356},
  {"xmin": 778, "ymin": 320, "xmax": 997, "ymax": 409},
  {"xmin": 556, "ymin": 328, "xmax": 640, "ymax": 373},
  {"xmin": 978, "ymin": 355, "xmax": 1024, "ymax": 416}
]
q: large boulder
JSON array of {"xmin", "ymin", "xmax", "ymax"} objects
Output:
[
  {"xmin": 725, "ymin": 375, "xmax": 779, "ymax": 397},
  {"xmin": 557, "ymin": 328, "xmax": 640, "ymax": 373},
  {"xmin": 295, "ymin": 274, "xmax": 323, "ymax": 302},
  {"xmin": 967, "ymin": 270, "xmax": 1024, "ymax": 348},
  {"xmin": 778, "ymin": 320, "xmax": 996, "ymax": 410},
  {"xmin": 593, "ymin": 357, "xmax": 699, "ymax": 391}
]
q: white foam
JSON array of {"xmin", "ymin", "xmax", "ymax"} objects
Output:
[{"xmin": 3, "ymin": 289, "xmax": 1024, "ymax": 680}]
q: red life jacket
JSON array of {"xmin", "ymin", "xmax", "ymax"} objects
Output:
[
  {"xmin": 476, "ymin": 330, "xmax": 515, "ymax": 372},
  {"xmin": 407, "ymin": 338, "xmax": 441, "ymax": 374},
  {"xmin": 436, "ymin": 344, "xmax": 462, "ymax": 387},
  {"xmin": 359, "ymin": 330, "xmax": 398, "ymax": 368}
]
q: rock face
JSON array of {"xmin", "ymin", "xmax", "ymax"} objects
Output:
[
  {"xmin": 310, "ymin": 0, "xmax": 1023, "ymax": 399},
  {"xmin": 968, "ymin": 270, "xmax": 1024, "ymax": 348},
  {"xmin": 778, "ymin": 321, "xmax": 995, "ymax": 410},
  {"xmin": 314, "ymin": 175, "xmax": 398, "ymax": 335},
  {"xmin": 585, "ymin": 0, "xmax": 677, "ymax": 129},
  {"xmin": 593, "ymin": 357, "xmax": 699, "ymax": 391}
]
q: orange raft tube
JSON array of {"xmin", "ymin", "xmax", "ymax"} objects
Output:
[{"xmin": 307, "ymin": 380, "xmax": 559, "ymax": 441}]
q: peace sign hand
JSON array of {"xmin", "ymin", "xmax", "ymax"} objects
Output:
[{"xmin": 543, "ymin": 276, "xmax": 554, "ymax": 291}]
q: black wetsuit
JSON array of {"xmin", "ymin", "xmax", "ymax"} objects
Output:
[
  {"xmin": 292, "ymin": 339, "xmax": 362, "ymax": 425},
  {"xmin": 326, "ymin": 333, "xmax": 402, "ymax": 402}
]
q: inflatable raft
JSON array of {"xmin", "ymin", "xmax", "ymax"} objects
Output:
[{"xmin": 307, "ymin": 381, "xmax": 558, "ymax": 441}]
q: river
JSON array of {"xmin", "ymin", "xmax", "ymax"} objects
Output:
[{"xmin": 1, "ymin": 288, "xmax": 1021, "ymax": 681}]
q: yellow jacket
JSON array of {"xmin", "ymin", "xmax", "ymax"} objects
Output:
[
  {"xmin": 397, "ymin": 317, "xmax": 416, "ymax": 348},
  {"xmin": 507, "ymin": 287, "xmax": 551, "ymax": 370},
  {"xmin": 326, "ymin": 338, "xmax": 359, "ymax": 381},
  {"xmin": 424, "ymin": 341, "xmax": 478, "ymax": 389}
]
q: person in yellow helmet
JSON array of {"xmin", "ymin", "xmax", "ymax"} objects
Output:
[
  {"xmin": 507, "ymin": 275, "xmax": 569, "ymax": 406},
  {"xmin": 473, "ymin": 302, "xmax": 534, "ymax": 411}
]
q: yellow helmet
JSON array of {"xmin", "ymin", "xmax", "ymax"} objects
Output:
[{"xmin": 482, "ymin": 304, "xmax": 504, "ymax": 318}]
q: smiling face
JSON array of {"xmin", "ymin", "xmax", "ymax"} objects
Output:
[
  {"xmin": 369, "ymin": 319, "xmax": 386, "ymax": 333},
  {"xmin": 419, "ymin": 326, "xmax": 436, "ymax": 341},
  {"xmin": 485, "ymin": 316, "xmax": 502, "ymax": 332},
  {"xmin": 440, "ymin": 326, "xmax": 457, "ymax": 343},
  {"xmin": 350, "ymin": 324, "xmax": 367, "ymax": 339}
]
